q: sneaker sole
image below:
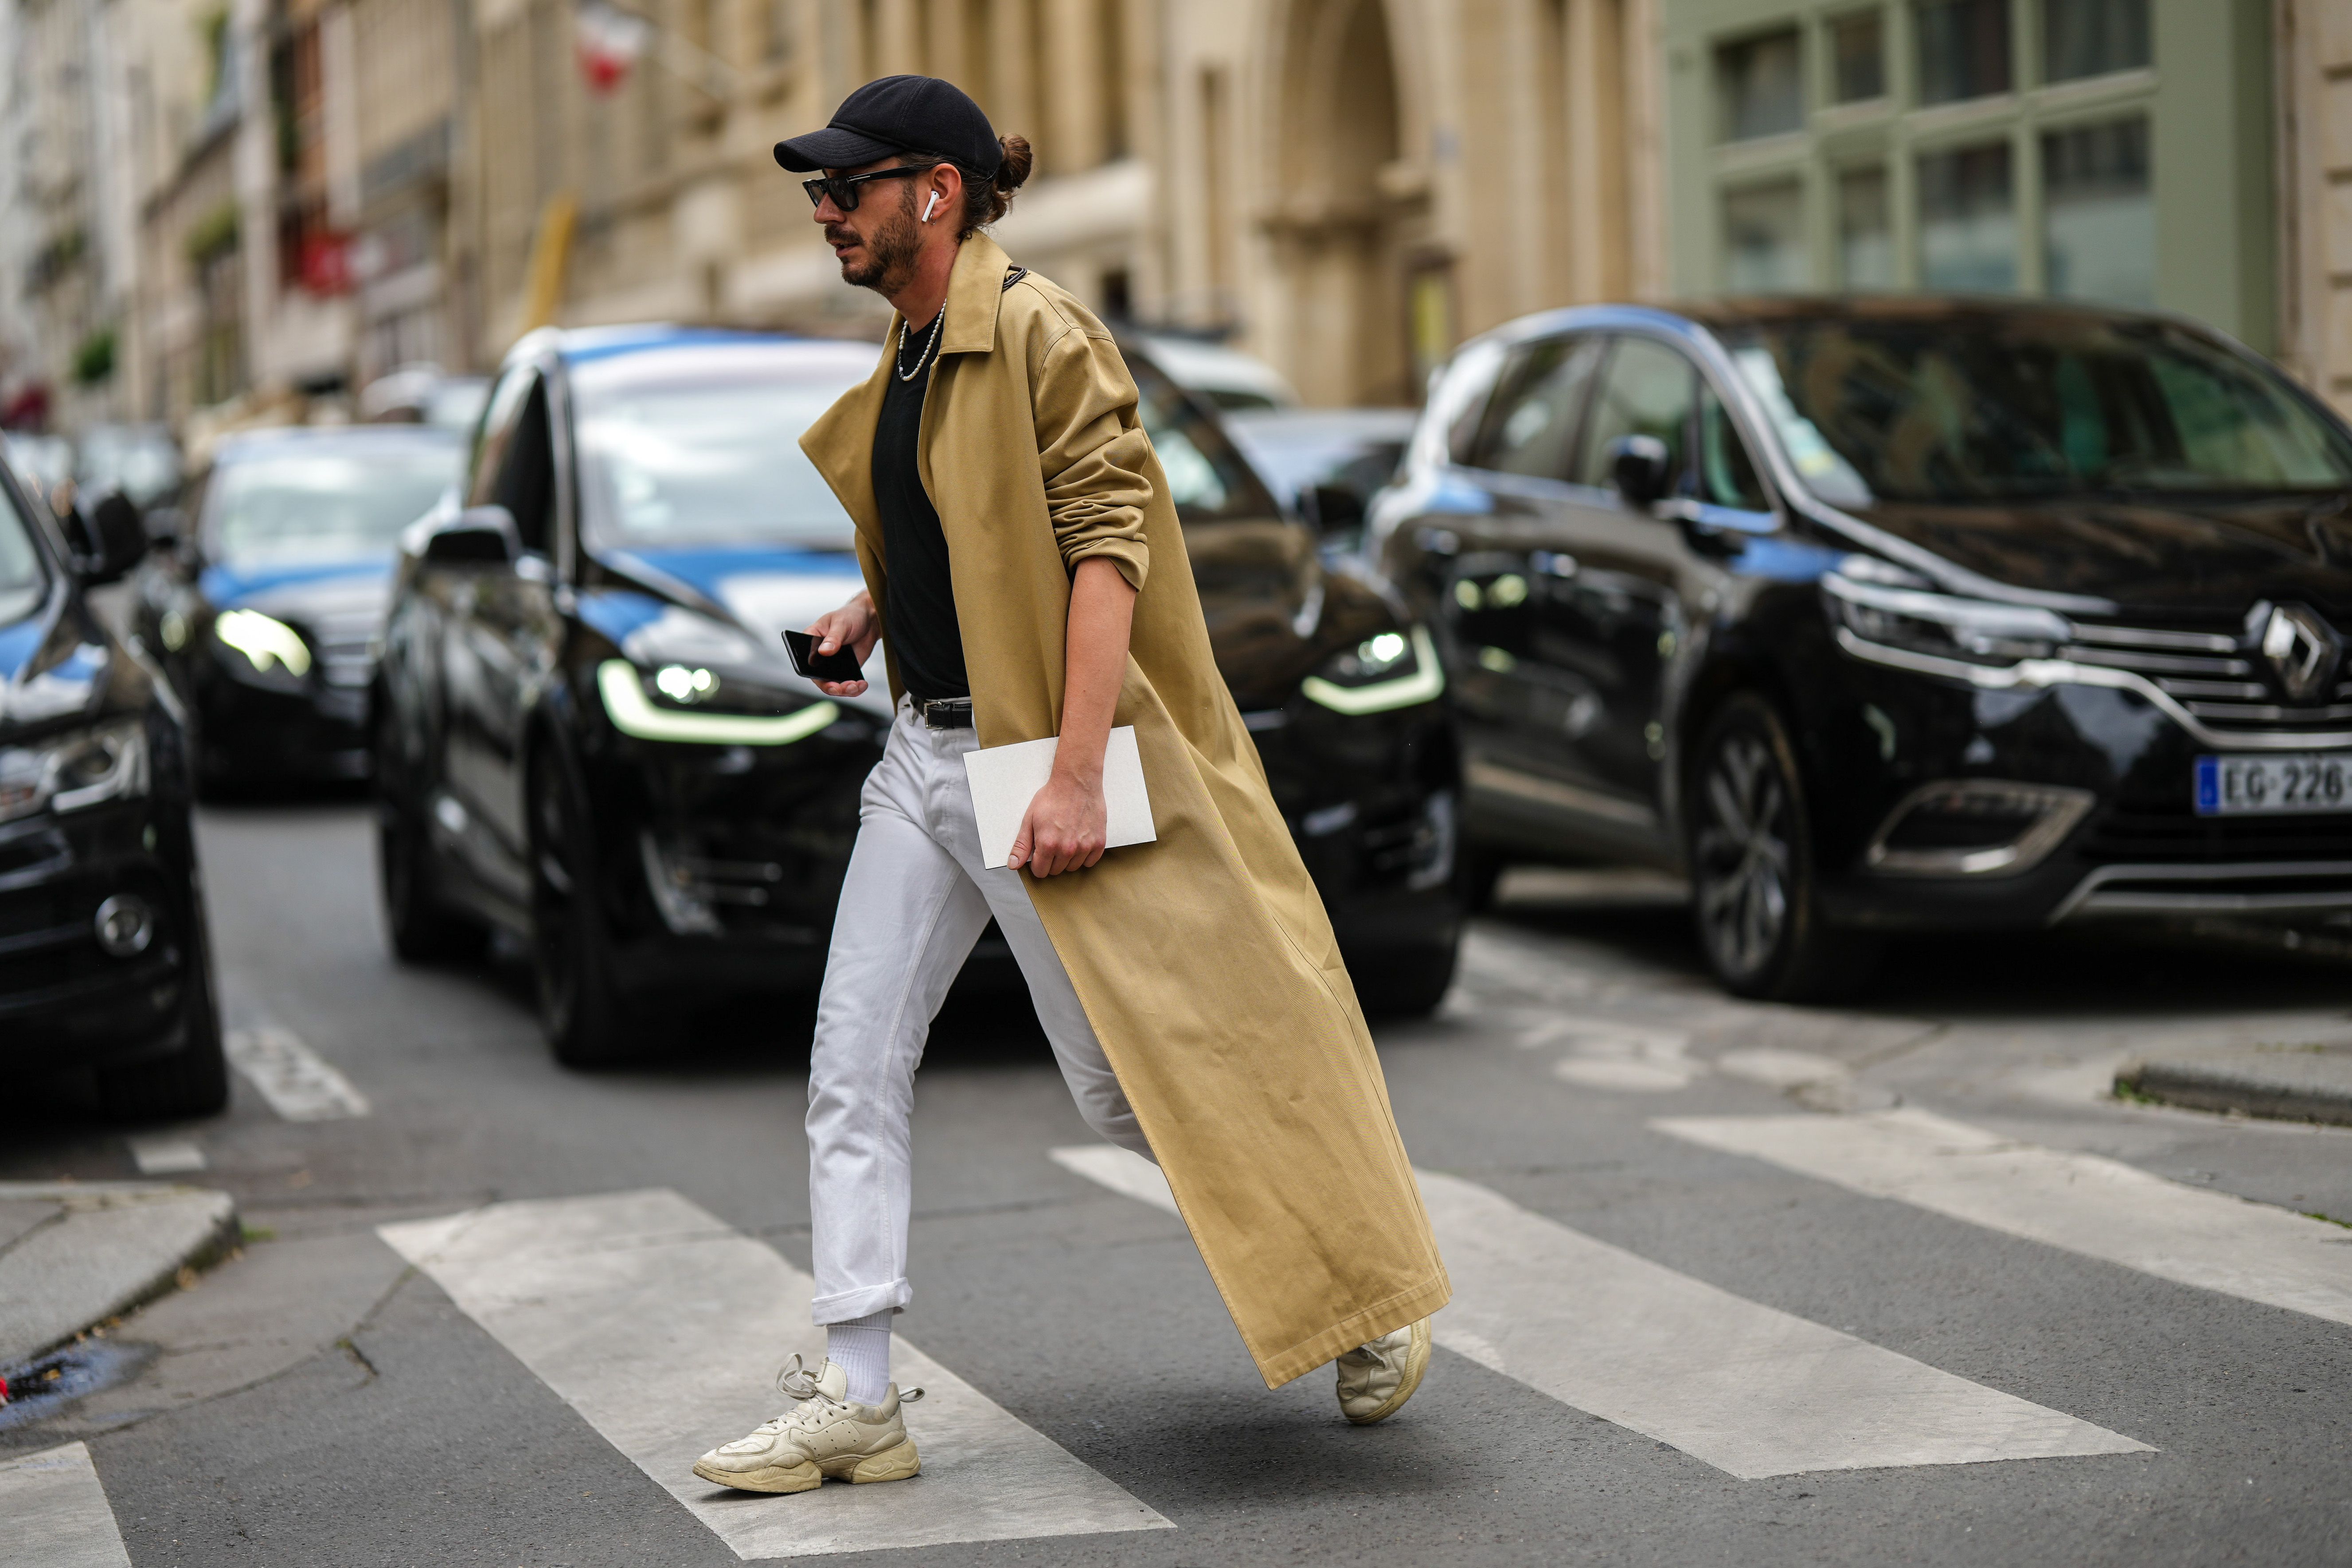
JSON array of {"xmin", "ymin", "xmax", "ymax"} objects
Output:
[
  {"xmin": 693, "ymin": 1439, "xmax": 922, "ymax": 1494},
  {"xmin": 692, "ymin": 1457, "xmax": 822, "ymax": 1494},
  {"xmin": 829, "ymin": 1438, "xmax": 921, "ymax": 1484},
  {"xmin": 1344, "ymin": 1318, "xmax": 1432, "ymax": 1426}
]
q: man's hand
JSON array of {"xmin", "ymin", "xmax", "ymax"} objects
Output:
[
  {"xmin": 806, "ymin": 592, "xmax": 879, "ymax": 697},
  {"xmin": 1007, "ymin": 772, "xmax": 1108, "ymax": 877}
]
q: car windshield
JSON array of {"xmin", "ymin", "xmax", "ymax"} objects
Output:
[
  {"xmin": 572, "ymin": 359, "xmax": 868, "ymax": 547},
  {"xmin": 207, "ymin": 442, "xmax": 462, "ymax": 561},
  {"xmin": 1721, "ymin": 314, "xmax": 2352, "ymax": 505},
  {"xmin": 1125, "ymin": 354, "xmax": 1283, "ymax": 522},
  {"xmin": 0, "ymin": 475, "xmax": 48, "ymax": 625}
]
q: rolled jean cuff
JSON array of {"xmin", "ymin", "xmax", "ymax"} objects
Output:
[{"xmin": 811, "ymin": 1278, "xmax": 911, "ymax": 1326}]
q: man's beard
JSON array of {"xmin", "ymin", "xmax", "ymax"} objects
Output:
[{"xmin": 831, "ymin": 198, "xmax": 922, "ymax": 293}]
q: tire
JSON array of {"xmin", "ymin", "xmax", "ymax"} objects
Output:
[
  {"xmin": 99, "ymin": 913, "xmax": 230, "ymax": 1121},
  {"xmin": 1460, "ymin": 845, "xmax": 1507, "ymax": 912},
  {"xmin": 1684, "ymin": 692, "xmax": 1880, "ymax": 1002},
  {"xmin": 528, "ymin": 747, "xmax": 640, "ymax": 1067},
  {"xmin": 1351, "ymin": 939, "xmax": 1461, "ymax": 1019},
  {"xmin": 375, "ymin": 709, "xmax": 485, "ymax": 964}
]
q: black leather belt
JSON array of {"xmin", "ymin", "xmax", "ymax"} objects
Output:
[{"xmin": 912, "ymin": 696, "xmax": 974, "ymax": 730}]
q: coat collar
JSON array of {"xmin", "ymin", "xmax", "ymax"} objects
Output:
[
  {"xmin": 795, "ymin": 232, "xmax": 1017, "ymax": 558},
  {"xmin": 936, "ymin": 231, "xmax": 1014, "ymax": 356}
]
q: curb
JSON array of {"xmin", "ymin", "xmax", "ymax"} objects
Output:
[
  {"xmin": 2117, "ymin": 1054, "xmax": 2352, "ymax": 1128},
  {"xmin": 0, "ymin": 1183, "xmax": 241, "ymax": 1372}
]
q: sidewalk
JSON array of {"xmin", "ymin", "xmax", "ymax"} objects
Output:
[
  {"xmin": 2118, "ymin": 1043, "xmax": 2352, "ymax": 1127},
  {"xmin": 0, "ymin": 1183, "xmax": 239, "ymax": 1372}
]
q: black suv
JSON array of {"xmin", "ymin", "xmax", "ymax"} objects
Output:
[
  {"xmin": 0, "ymin": 462, "xmax": 226, "ymax": 1117},
  {"xmin": 1370, "ymin": 298, "xmax": 2352, "ymax": 999}
]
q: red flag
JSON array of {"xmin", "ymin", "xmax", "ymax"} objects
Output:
[{"xmin": 575, "ymin": 2, "xmax": 651, "ymax": 94}]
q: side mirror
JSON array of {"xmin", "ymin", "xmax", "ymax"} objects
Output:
[
  {"xmin": 72, "ymin": 489, "xmax": 147, "ymax": 586},
  {"xmin": 1301, "ymin": 483, "xmax": 1365, "ymax": 537},
  {"xmin": 421, "ymin": 504, "xmax": 520, "ymax": 566},
  {"xmin": 143, "ymin": 505, "xmax": 186, "ymax": 553},
  {"xmin": 1609, "ymin": 435, "xmax": 1673, "ymax": 510}
]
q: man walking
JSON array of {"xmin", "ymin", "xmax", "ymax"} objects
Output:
[{"xmin": 693, "ymin": 76, "xmax": 1447, "ymax": 1497}]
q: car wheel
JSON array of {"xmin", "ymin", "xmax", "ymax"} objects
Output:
[
  {"xmin": 529, "ymin": 749, "xmax": 638, "ymax": 1067},
  {"xmin": 375, "ymin": 702, "xmax": 485, "ymax": 963},
  {"xmin": 1685, "ymin": 692, "xmax": 1879, "ymax": 1002},
  {"xmin": 1461, "ymin": 846, "xmax": 1507, "ymax": 912},
  {"xmin": 376, "ymin": 796, "xmax": 485, "ymax": 968},
  {"xmin": 98, "ymin": 913, "xmax": 230, "ymax": 1121},
  {"xmin": 1351, "ymin": 940, "xmax": 1461, "ymax": 1019}
]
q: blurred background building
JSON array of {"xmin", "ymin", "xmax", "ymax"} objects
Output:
[{"xmin": 5, "ymin": 0, "xmax": 2348, "ymax": 439}]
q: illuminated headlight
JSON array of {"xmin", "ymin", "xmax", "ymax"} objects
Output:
[
  {"xmin": 214, "ymin": 609, "xmax": 313, "ymax": 677},
  {"xmin": 1823, "ymin": 563, "xmax": 2069, "ymax": 668},
  {"xmin": 0, "ymin": 719, "xmax": 151, "ymax": 825},
  {"xmin": 1302, "ymin": 626, "xmax": 1446, "ymax": 716},
  {"xmin": 596, "ymin": 660, "xmax": 838, "ymax": 745}
]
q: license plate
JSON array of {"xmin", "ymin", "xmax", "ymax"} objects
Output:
[{"xmin": 2194, "ymin": 753, "xmax": 2352, "ymax": 815}]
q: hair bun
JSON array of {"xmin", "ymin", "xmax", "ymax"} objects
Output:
[{"xmin": 995, "ymin": 135, "xmax": 1034, "ymax": 192}]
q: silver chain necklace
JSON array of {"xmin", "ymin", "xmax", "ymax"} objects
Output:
[{"xmin": 895, "ymin": 309, "xmax": 944, "ymax": 382}]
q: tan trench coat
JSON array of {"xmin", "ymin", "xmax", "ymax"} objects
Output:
[{"xmin": 801, "ymin": 233, "xmax": 1448, "ymax": 1388}]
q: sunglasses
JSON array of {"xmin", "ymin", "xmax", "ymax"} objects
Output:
[{"xmin": 801, "ymin": 165, "xmax": 929, "ymax": 213}]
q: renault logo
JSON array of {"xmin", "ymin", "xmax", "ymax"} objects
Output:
[{"xmin": 2260, "ymin": 603, "xmax": 2340, "ymax": 703}]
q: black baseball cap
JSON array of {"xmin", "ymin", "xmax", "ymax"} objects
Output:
[{"xmin": 774, "ymin": 76, "xmax": 1001, "ymax": 177}]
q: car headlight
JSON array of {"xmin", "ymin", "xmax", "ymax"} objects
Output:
[
  {"xmin": 214, "ymin": 609, "xmax": 313, "ymax": 677},
  {"xmin": 1301, "ymin": 626, "xmax": 1446, "ymax": 715},
  {"xmin": 596, "ymin": 661, "xmax": 838, "ymax": 745},
  {"xmin": 0, "ymin": 719, "xmax": 150, "ymax": 824},
  {"xmin": 1823, "ymin": 561, "xmax": 2069, "ymax": 668}
]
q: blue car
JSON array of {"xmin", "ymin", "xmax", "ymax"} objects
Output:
[{"xmin": 371, "ymin": 326, "xmax": 1463, "ymax": 1064}]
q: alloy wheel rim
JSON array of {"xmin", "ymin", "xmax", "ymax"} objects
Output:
[{"xmin": 1692, "ymin": 731, "xmax": 1793, "ymax": 981}]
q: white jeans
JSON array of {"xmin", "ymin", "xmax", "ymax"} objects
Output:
[{"xmin": 805, "ymin": 699, "xmax": 1156, "ymax": 1325}]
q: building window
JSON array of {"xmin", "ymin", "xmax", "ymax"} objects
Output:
[
  {"xmin": 1918, "ymin": 141, "xmax": 2014, "ymax": 289},
  {"xmin": 1717, "ymin": 29, "xmax": 1802, "ymax": 142},
  {"xmin": 1830, "ymin": 10, "xmax": 1885, "ymax": 104},
  {"xmin": 1723, "ymin": 180, "xmax": 1806, "ymax": 292},
  {"xmin": 1838, "ymin": 166, "xmax": 1892, "ymax": 288},
  {"xmin": 1915, "ymin": 0, "xmax": 2010, "ymax": 106},
  {"xmin": 2044, "ymin": 0, "xmax": 2149, "ymax": 83},
  {"xmin": 2044, "ymin": 117, "xmax": 2152, "ymax": 306}
]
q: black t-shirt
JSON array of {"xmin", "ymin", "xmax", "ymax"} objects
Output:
[{"xmin": 872, "ymin": 321, "xmax": 967, "ymax": 701}]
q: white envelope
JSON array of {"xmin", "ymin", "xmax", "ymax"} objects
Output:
[{"xmin": 963, "ymin": 727, "xmax": 1156, "ymax": 870}]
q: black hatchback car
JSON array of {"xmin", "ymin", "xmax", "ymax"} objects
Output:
[
  {"xmin": 1370, "ymin": 297, "xmax": 2352, "ymax": 999},
  {"xmin": 374, "ymin": 326, "xmax": 1460, "ymax": 1064},
  {"xmin": 0, "ymin": 461, "xmax": 225, "ymax": 1118}
]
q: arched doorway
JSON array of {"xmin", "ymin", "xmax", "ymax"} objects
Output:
[{"xmin": 1267, "ymin": 0, "xmax": 1421, "ymax": 406}]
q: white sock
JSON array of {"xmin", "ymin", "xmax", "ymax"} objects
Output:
[{"xmin": 826, "ymin": 1310, "xmax": 892, "ymax": 1405}]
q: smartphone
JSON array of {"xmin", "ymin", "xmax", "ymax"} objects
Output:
[{"xmin": 783, "ymin": 629, "xmax": 867, "ymax": 682}]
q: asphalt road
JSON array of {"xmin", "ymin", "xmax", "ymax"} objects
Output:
[{"xmin": 7, "ymin": 795, "xmax": 2352, "ymax": 1566}]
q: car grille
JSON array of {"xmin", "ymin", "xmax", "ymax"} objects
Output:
[
  {"xmin": 299, "ymin": 610, "xmax": 382, "ymax": 689},
  {"xmin": 2061, "ymin": 619, "xmax": 2352, "ymax": 735},
  {"xmin": 2080, "ymin": 808, "xmax": 2352, "ymax": 864}
]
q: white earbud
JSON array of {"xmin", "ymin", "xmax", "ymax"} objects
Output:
[{"xmin": 922, "ymin": 191, "xmax": 942, "ymax": 223}]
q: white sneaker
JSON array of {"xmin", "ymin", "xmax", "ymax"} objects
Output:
[
  {"xmin": 1335, "ymin": 1317, "xmax": 1432, "ymax": 1425},
  {"xmin": 692, "ymin": 1355, "xmax": 925, "ymax": 1494}
]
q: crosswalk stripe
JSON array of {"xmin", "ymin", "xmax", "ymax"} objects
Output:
[
  {"xmin": 1654, "ymin": 1107, "xmax": 2352, "ymax": 1328},
  {"xmin": 1051, "ymin": 1144, "xmax": 2149, "ymax": 1479},
  {"xmin": 223, "ymin": 1025, "xmax": 370, "ymax": 1120},
  {"xmin": 378, "ymin": 1190, "xmax": 1170, "ymax": 1560},
  {"xmin": 0, "ymin": 1443, "xmax": 133, "ymax": 1568}
]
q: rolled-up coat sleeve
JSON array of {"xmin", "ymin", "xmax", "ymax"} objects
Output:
[{"xmin": 1031, "ymin": 325, "xmax": 1153, "ymax": 592}]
